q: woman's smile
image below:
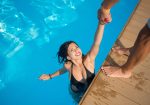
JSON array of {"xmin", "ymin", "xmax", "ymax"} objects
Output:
[{"xmin": 75, "ymin": 51, "xmax": 81, "ymax": 56}]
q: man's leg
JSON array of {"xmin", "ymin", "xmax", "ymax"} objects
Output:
[{"xmin": 102, "ymin": 22, "xmax": 150, "ymax": 78}]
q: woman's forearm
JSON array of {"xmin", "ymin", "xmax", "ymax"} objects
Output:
[
  {"xmin": 94, "ymin": 23, "xmax": 105, "ymax": 46},
  {"xmin": 88, "ymin": 23, "xmax": 105, "ymax": 60},
  {"xmin": 50, "ymin": 67, "xmax": 67, "ymax": 78}
]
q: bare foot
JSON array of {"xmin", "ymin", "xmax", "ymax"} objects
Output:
[
  {"xmin": 112, "ymin": 46, "xmax": 130, "ymax": 56},
  {"xmin": 101, "ymin": 66, "xmax": 131, "ymax": 78}
]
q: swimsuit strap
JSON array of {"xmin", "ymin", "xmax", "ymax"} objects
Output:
[
  {"xmin": 70, "ymin": 63, "xmax": 75, "ymax": 80},
  {"xmin": 82, "ymin": 62, "xmax": 92, "ymax": 74},
  {"xmin": 83, "ymin": 62, "xmax": 95, "ymax": 77},
  {"xmin": 82, "ymin": 62, "xmax": 88, "ymax": 71},
  {"xmin": 70, "ymin": 63, "xmax": 73, "ymax": 74}
]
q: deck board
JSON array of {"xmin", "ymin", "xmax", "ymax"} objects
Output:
[{"xmin": 79, "ymin": 0, "xmax": 150, "ymax": 105}]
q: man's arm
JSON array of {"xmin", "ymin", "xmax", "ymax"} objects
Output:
[
  {"xmin": 102, "ymin": 0, "xmax": 119, "ymax": 9},
  {"xmin": 98, "ymin": 0, "xmax": 119, "ymax": 24}
]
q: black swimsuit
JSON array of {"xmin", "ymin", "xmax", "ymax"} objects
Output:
[{"xmin": 70, "ymin": 63, "xmax": 95, "ymax": 93}]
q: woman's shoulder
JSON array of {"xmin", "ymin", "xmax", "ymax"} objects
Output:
[
  {"xmin": 64, "ymin": 61, "xmax": 72, "ymax": 71},
  {"xmin": 83, "ymin": 54, "xmax": 92, "ymax": 62},
  {"xmin": 83, "ymin": 54, "xmax": 95, "ymax": 67}
]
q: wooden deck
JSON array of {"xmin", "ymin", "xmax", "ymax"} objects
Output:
[{"xmin": 79, "ymin": 0, "xmax": 150, "ymax": 105}]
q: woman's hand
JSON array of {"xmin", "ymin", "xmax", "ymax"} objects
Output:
[
  {"xmin": 39, "ymin": 74, "xmax": 51, "ymax": 80},
  {"xmin": 98, "ymin": 8, "xmax": 112, "ymax": 25}
]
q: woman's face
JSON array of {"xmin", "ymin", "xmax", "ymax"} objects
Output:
[{"xmin": 67, "ymin": 43, "xmax": 82, "ymax": 61}]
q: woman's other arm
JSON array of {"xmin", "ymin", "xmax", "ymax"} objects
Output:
[{"xmin": 39, "ymin": 67, "xmax": 68, "ymax": 80}]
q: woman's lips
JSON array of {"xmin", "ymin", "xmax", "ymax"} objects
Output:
[{"xmin": 75, "ymin": 52, "xmax": 81, "ymax": 56}]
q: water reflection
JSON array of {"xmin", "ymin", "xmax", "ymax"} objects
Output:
[
  {"xmin": 0, "ymin": 0, "xmax": 85, "ymax": 57},
  {"xmin": 0, "ymin": 0, "xmax": 39, "ymax": 57},
  {"xmin": 31, "ymin": 0, "xmax": 85, "ymax": 28}
]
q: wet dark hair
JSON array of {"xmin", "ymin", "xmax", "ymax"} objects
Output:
[{"xmin": 57, "ymin": 41, "xmax": 79, "ymax": 64}]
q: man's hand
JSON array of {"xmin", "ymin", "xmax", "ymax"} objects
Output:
[
  {"xmin": 98, "ymin": 6, "xmax": 112, "ymax": 24},
  {"xmin": 98, "ymin": 0, "xmax": 119, "ymax": 24}
]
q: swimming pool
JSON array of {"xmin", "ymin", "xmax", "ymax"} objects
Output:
[{"xmin": 0, "ymin": 0, "xmax": 139, "ymax": 105}]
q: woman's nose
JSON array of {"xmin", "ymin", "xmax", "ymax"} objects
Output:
[{"xmin": 75, "ymin": 48, "xmax": 78, "ymax": 52}]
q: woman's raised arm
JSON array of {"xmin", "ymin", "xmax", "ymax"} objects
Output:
[{"xmin": 87, "ymin": 23, "xmax": 105, "ymax": 60}]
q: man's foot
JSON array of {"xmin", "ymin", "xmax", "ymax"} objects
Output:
[
  {"xmin": 112, "ymin": 46, "xmax": 130, "ymax": 56},
  {"xmin": 101, "ymin": 66, "xmax": 131, "ymax": 78}
]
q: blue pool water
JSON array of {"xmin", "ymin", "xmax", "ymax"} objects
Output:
[{"xmin": 0, "ymin": 0, "xmax": 139, "ymax": 105}]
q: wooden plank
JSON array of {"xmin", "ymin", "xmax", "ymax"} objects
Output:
[
  {"xmin": 125, "ymin": 27, "xmax": 141, "ymax": 35},
  {"xmin": 140, "ymin": 1, "xmax": 150, "ymax": 8},
  {"xmin": 138, "ymin": 5, "xmax": 150, "ymax": 14},
  {"xmin": 128, "ymin": 19, "xmax": 146, "ymax": 29},
  {"xmin": 81, "ymin": 74, "xmax": 139, "ymax": 105},
  {"xmin": 132, "ymin": 14, "xmax": 148, "ymax": 24},
  {"xmin": 131, "ymin": 54, "xmax": 150, "ymax": 80},
  {"xmin": 119, "ymin": 73, "xmax": 150, "ymax": 94},
  {"xmin": 139, "ymin": 1, "xmax": 150, "ymax": 6},
  {"xmin": 119, "ymin": 38, "xmax": 134, "ymax": 47},
  {"xmin": 135, "ymin": 10, "xmax": 150, "ymax": 18},
  {"xmin": 121, "ymin": 30, "xmax": 138, "ymax": 41},
  {"xmin": 119, "ymin": 35, "xmax": 136, "ymax": 44},
  {"xmin": 101, "ymin": 75, "xmax": 150, "ymax": 105}
]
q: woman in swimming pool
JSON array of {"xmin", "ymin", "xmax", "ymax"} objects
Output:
[
  {"xmin": 39, "ymin": 4, "xmax": 111, "ymax": 101},
  {"xmin": 39, "ymin": 22, "xmax": 105, "ymax": 91}
]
